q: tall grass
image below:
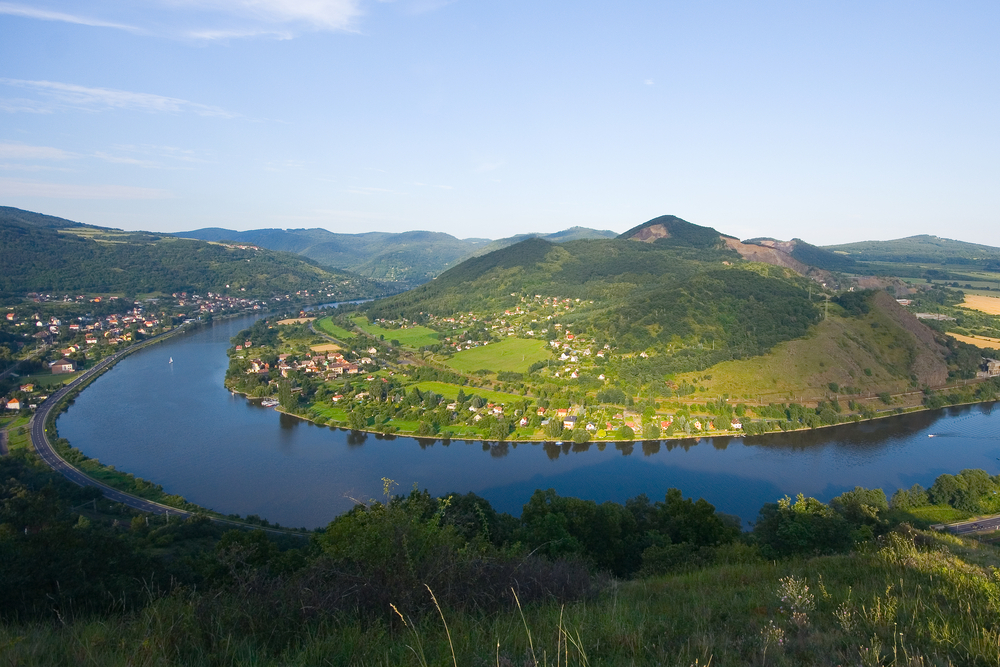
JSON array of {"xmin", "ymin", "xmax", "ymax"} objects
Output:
[{"xmin": 1, "ymin": 527, "xmax": 999, "ymax": 665}]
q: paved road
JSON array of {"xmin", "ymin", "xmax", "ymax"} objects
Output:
[
  {"xmin": 946, "ymin": 516, "xmax": 1000, "ymax": 535},
  {"xmin": 27, "ymin": 328, "xmax": 307, "ymax": 538}
]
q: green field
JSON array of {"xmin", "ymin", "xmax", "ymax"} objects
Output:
[
  {"xmin": 444, "ymin": 338, "xmax": 550, "ymax": 374},
  {"xmin": 412, "ymin": 381, "xmax": 523, "ymax": 404},
  {"xmin": 15, "ymin": 371, "xmax": 81, "ymax": 388},
  {"xmin": 314, "ymin": 316, "xmax": 356, "ymax": 341},
  {"xmin": 350, "ymin": 316, "xmax": 440, "ymax": 348}
]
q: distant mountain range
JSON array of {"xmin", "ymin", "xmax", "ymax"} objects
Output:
[{"xmin": 172, "ymin": 226, "xmax": 618, "ymax": 288}]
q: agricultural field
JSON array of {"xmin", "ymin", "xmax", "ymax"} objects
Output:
[
  {"xmin": 960, "ymin": 294, "xmax": 1000, "ymax": 315},
  {"xmin": 947, "ymin": 332, "xmax": 1000, "ymax": 348},
  {"xmin": 313, "ymin": 316, "xmax": 356, "ymax": 341},
  {"xmin": 444, "ymin": 338, "xmax": 550, "ymax": 374},
  {"xmin": 350, "ymin": 316, "xmax": 439, "ymax": 348}
]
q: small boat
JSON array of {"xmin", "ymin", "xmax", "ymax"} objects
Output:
[
  {"xmin": 169, "ymin": 357, "xmax": 173, "ymax": 364},
  {"xmin": 261, "ymin": 398, "xmax": 280, "ymax": 407}
]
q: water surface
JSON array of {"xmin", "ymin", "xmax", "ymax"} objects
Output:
[{"xmin": 58, "ymin": 316, "xmax": 1000, "ymax": 529}]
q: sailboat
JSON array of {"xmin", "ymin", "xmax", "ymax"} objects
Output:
[{"xmin": 169, "ymin": 357, "xmax": 173, "ymax": 364}]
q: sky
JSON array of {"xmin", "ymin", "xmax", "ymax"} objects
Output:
[{"xmin": 1, "ymin": 1, "xmax": 999, "ymax": 246}]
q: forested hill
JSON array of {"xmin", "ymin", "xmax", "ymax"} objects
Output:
[
  {"xmin": 825, "ymin": 234, "xmax": 1000, "ymax": 266},
  {"xmin": 366, "ymin": 233, "xmax": 823, "ymax": 364},
  {"xmin": 0, "ymin": 207, "xmax": 386, "ymax": 299}
]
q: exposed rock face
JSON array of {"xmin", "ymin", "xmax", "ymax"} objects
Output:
[
  {"xmin": 722, "ymin": 237, "xmax": 809, "ymax": 273},
  {"xmin": 630, "ymin": 223, "xmax": 672, "ymax": 242},
  {"xmin": 871, "ymin": 290, "xmax": 949, "ymax": 387}
]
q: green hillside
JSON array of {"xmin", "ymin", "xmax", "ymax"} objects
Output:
[
  {"xmin": 367, "ymin": 234, "xmax": 818, "ymax": 366},
  {"xmin": 826, "ymin": 234, "xmax": 1000, "ymax": 266},
  {"xmin": 0, "ymin": 207, "xmax": 386, "ymax": 300}
]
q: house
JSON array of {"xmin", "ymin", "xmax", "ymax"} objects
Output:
[
  {"xmin": 536, "ymin": 407, "xmax": 546, "ymax": 416},
  {"xmin": 85, "ymin": 335, "xmax": 98, "ymax": 345},
  {"xmin": 50, "ymin": 360, "xmax": 77, "ymax": 374},
  {"xmin": 563, "ymin": 415, "xmax": 578, "ymax": 429},
  {"xmin": 19, "ymin": 384, "xmax": 34, "ymax": 393},
  {"xmin": 985, "ymin": 359, "xmax": 1000, "ymax": 377},
  {"xmin": 5, "ymin": 398, "xmax": 21, "ymax": 410}
]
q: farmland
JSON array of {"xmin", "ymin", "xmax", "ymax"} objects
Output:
[{"xmin": 960, "ymin": 294, "xmax": 1000, "ymax": 315}]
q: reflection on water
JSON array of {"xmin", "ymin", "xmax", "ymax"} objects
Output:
[{"xmin": 57, "ymin": 314, "xmax": 1000, "ymax": 530}]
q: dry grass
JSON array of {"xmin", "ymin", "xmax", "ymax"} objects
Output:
[
  {"xmin": 309, "ymin": 343, "xmax": 341, "ymax": 352},
  {"xmin": 946, "ymin": 331, "xmax": 1000, "ymax": 348},
  {"xmin": 959, "ymin": 294, "xmax": 1000, "ymax": 315},
  {"xmin": 277, "ymin": 317, "xmax": 316, "ymax": 325}
]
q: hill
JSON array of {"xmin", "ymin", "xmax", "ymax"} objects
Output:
[
  {"xmin": 176, "ymin": 225, "xmax": 618, "ymax": 288},
  {"xmin": 173, "ymin": 227, "xmax": 488, "ymax": 288},
  {"xmin": 0, "ymin": 207, "xmax": 385, "ymax": 300},
  {"xmin": 825, "ymin": 234, "xmax": 1000, "ymax": 266},
  {"xmin": 359, "ymin": 215, "xmax": 978, "ymax": 416}
]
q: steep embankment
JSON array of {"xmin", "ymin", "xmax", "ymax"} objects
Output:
[{"xmin": 678, "ymin": 290, "xmax": 949, "ymax": 400}]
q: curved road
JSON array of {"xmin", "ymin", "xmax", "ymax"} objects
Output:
[
  {"xmin": 28, "ymin": 327, "xmax": 307, "ymax": 537},
  {"xmin": 30, "ymin": 332, "xmax": 196, "ymax": 518}
]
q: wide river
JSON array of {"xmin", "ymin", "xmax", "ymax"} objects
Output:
[{"xmin": 58, "ymin": 315, "xmax": 1000, "ymax": 529}]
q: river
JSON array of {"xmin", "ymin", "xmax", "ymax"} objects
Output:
[{"xmin": 57, "ymin": 315, "xmax": 1000, "ymax": 529}]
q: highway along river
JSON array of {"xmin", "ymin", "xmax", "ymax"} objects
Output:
[{"xmin": 58, "ymin": 315, "xmax": 1000, "ymax": 529}]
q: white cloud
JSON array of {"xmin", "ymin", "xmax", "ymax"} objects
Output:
[
  {"xmin": 413, "ymin": 182, "xmax": 453, "ymax": 190},
  {"xmin": 0, "ymin": 79, "xmax": 238, "ymax": 117},
  {"xmin": 0, "ymin": 142, "xmax": 76, "ymax": 160},
  {"xmin": 644, "ymin": 79, "xmax": 654, "ymax": 86},
  {"xmin": 0, "ymin": 2, "xmax": 141, "ymax": 32},
  {"xmin": 0, "ymin": 178, "xmax": 172, "ymax": 199}
]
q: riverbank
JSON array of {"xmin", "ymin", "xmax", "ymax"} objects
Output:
[{"xmin": 33, "ymin": 313, "xmax": 319, "ymax": 535}]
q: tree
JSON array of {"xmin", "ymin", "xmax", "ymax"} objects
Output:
[{"xmin": 753, "ymin": 494, "xmax": 852, "ymax": 558}]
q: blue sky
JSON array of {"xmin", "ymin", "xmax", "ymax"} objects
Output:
[{"xmin": 2, "ymin": 1, "xmax": 998, "ymax": 246}]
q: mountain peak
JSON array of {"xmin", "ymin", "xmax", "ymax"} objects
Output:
[{"xmin": 618, "ymin": 215, "xmax": 725, "ymax": 249}]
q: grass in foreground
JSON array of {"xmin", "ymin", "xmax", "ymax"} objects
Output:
[{"xmin": 2, "ymin": 528, "xmax": 999, "ymax": 665}]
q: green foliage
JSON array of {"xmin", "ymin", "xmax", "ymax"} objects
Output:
[{"xmin": 753, "ymin": 494, "xmax": 853, "ymax": 558}]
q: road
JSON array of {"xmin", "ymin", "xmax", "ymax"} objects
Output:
[
  {"xmin": 27, "ymin": 327, "xmax": 307, "ymax": 538},
  {"xmin": 945, "ymin": 516, "xmax": 1000, "ymax": 535}
]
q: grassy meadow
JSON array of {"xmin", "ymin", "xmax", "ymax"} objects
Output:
[
  {"xmin": 445, "ymin": 338, "xmax": 550, "ymax": 374},
  {"xmin": 351, "ymin": 316, "xmax": 440, "ymax": 348},
  {"xmin": 313, "ymin": 316, "xmax": 356, "ymax": 341}
]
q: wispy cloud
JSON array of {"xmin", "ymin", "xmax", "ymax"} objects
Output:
[
  {"xmin": 0, "ymin": 142, "xmax": 77, "ymax": 160},
  {"xmin": 0, "ymin": 2, "xmax": 142, "ymax": 32},
  {"xmin": 413, "ymin": 182, "xmax": 453, "ymax": 190},
  {"xmin": 0, "ymin": 177, "xmax": 172, "ymax": 199},
  {"xmin": 644, "ymin": 79, "xmax": 654, "ymax": 86},
  {"xmin": 0, "ymin": 79, "xmax": 238, "ymax": 117},
  {"xmin": 167, "ymin": 0, "xmax": 363, "ymax": 38},
  {"xmin": 0, "ymin": 163, "xmax": 74, "ymax": 172}
]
